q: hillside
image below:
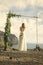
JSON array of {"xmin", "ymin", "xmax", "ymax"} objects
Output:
[{"xmin": 0, "ymin": 31, "xmax": 18, "ymax": 46}]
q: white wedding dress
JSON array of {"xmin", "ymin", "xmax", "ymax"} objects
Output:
[{"xmin": 18, "ymin": 31, "xmax": 27, "ymax": 51}]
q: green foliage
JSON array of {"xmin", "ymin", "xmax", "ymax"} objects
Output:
[
  {"xmin": 7, "ymin": 11, "xmax": 21, "ymax": 18},
  {"xmin": 4, "ymin": 11, "xmax": 21, "ymax": 50},
  {"xmin": 4, "ymin": 12, "xmax": 11, "ymax": 50}
]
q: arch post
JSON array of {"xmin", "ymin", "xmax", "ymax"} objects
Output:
[{"xmin": 4, "ymin": 11, "xmax": 21, "ymax": 50}]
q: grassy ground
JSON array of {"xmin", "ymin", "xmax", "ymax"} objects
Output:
[{"xmin": 0, "ymin": 48, "xmax": 43, "ymax": 65}]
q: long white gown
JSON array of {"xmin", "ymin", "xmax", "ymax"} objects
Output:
[{"xmin": 18, "ymin": 31, "xmax": 27, "ymax": 51}]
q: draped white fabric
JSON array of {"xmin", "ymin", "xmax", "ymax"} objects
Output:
[{"xmin": 18, "ymin": 31, "xmax": 27, "ymax": 51}]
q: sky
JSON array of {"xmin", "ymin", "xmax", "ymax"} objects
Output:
[{"xmin": 0, "ymin": 0, "xmax": 43, "ymax": 44}]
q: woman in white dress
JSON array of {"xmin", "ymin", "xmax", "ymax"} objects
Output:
[{"xmin": 18, "ymin": 23, "xmax": 27, "ymax": 51}]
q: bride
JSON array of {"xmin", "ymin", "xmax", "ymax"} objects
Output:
[{"xmin": 18, "ymin": 23, "xmax": 27, "ymax": 51}]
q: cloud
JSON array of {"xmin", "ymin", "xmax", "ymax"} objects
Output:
[
  {"xmin": 37, "ymin": 11, "xmax": 43, "ymax": 18},
  {"xmin": 10, "ymin": 6, "xmax": 43, "ymax": 16},
  {"xmin": 0, "ymin": 5, "xmax": 43, "ymax": 20},
  {"xmin": 37, "ymin": 10, "xmax": 43, "ymax": 25},
  {"xmin": 36, "ymin": 0, "xmax": 43, "ymax": 6},
  {"xmin": 0, "ymin": 0, "xmax": 43, "ymax": 44},
  {"xmin": 10, "ymin": 17, "xmax": 36, "ymax": 43},
  {"xmin": 0, "ymin": 0, "xmax": 43, "ymax": 11},
  {"xmin": 0, "ymin": 0, "xmax": 43, "ymax": 15},
  {"xmin": 38, "ymin": 21, "xmax": 43, "ymax": 25}
]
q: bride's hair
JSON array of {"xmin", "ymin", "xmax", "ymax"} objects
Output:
[
  {"xmin": 22, "ymin": 23, "xmax": 25, "ymax": 28},
  {"xmin": 20, "ymin": 23, "xmax": 25, "ymax": 32}
]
